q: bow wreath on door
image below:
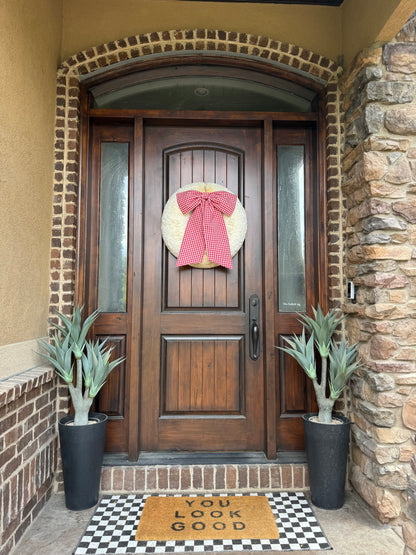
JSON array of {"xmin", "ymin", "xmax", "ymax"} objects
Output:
[
  {"xmin": 161, "ymin": 182, "xmax": 247, "ymax": 270},
  {"xmin": 176, "ymin": 189, "xmax": 236, "ymax": 269}
]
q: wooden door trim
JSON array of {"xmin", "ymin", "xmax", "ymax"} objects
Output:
[
  {"xmin": 127, "ymin": 116, "xmax": 145, "ymax": 460},
  {"xmin": 89, "ymin": 63, "xmax": 320, "ymax": 103},
  {"xmin": 263, "ymin": 118, "xmax": 277, "ymax": 460},
  {"xmin": 76, "ymin": 84, "xmax": 91, "ymax": 310},
  {"xmin": 82, "ymin": 54, "xmax": 325, "ymax": 94},
  {"xmin": 89, "ymin": 108, "xmax": 318, "ymax": 122},
  {"xmin": 317, "ymin": 89, "xmax": 329, "ymax": 312},
  {"xmin": 273, "ymin": 124, "xmax": 322, "ymax": 450},
  {"xmin": 77, "ymin": 108, "xmax": 327, "ymax": 459}
]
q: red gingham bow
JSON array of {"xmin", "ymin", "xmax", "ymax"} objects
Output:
[{"xmin": 176, "ymin": 189, "xmax": 237, "ymax": 269}]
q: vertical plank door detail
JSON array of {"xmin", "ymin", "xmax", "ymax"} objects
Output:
[{"xmin": 162, "ymin": 336, "xmax": 243, "ymax": 414}]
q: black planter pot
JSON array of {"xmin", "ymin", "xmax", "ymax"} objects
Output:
[
  {"xmin": 58, "ymin": 412, "xmax": 107, "ymax": 511},
  {"xmin": 302, "ymin": 412, "xmax": 351, "ymax": 510}
]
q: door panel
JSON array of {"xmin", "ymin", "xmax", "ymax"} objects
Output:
[
  {"xmin": 140, "ymin": 124, "xmax": 264, "ymax": 452},
  {"xmin": 95, "ymin": 335, "xmax": 126, "ymax": 418},
  {"xmin": 162, "ymin": 336, "xmax": 243, "ymax": 413},
  {"xmin": 164, "ymin": 146, "xmax": 241, "ymax": 310},
  {"xmin": 87, "ymin": 124, "xmax": 133, "ymax": 452},
  {"xmin": 274, "ymin": 127, "xmax": 319, "ymax": 451}
]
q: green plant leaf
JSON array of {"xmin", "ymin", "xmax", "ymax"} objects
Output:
[
  {"xmin": 83, "ymin": 340, "xmax": 125, "ymax": 398},
  {"xmin": 53, "ymin": 310, "xmax": 73, "ymax": 335},
  {"xmin": 78, "ymin": 309, "xmax": 100, "ymax": 347},
  {"xmin": 278, "ymin": 330, "xmax": 317, "ymax": 380},
  {"xmin": 81, "ymin": 343, "xmax": 94, "ymax": 388},
  {"xmin": 52, "ymin": 306, "xmax": 100, "ymax": 359},
  {"xmin": 38, "ymin": 333, "xmax": 73, "ymax": 383},
  {"xmin": 47, "ymin": 319, "xmax": 66, "ymax": 336},
  {"xmin": 40, "ymin": 306, "xmax": 126, "ymax": 421},
  {"xmin": 298, "ymin": 304, "xmax": 344, "ymax": 358},
  {"xmin": 328, "ymin": 339, "xmax": 361, "ymax": 400}
]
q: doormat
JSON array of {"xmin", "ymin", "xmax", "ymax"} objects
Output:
[
  {"xmin": 73, "ymin": 492, "xmax": 332, "ymax": 554},
  {"xmin": 135, "ymin": 495, "xmax": 279, "ymax": 541}
]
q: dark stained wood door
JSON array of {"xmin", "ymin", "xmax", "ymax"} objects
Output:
[
  {"xmin": 80, "ymin": 112, "xmax": 324, "ymax": 458},
  {"xmin": 140, "ymin": 123, "xmax": 265, "ymax": 451}
]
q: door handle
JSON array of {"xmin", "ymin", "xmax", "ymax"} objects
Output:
[
  {"xmin": 249, "ymin": 294, "xmax": 260, "ymax": 360},
  {"xmin": 251, "ymin": 322, "xmax": 259, "ymax": 359}
]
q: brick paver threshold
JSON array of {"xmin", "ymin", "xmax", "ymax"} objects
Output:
[{"xmin": 100, "ymin": 459, "xmax": 309, "ymax": 494}]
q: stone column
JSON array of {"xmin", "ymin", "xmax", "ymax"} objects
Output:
[{"xmin": 342, "ymin": 13, "xmax": 416, "ymax": 543}]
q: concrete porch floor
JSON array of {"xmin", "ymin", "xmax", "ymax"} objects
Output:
[{"xmin": 12, "ymin": 491, "xmax": 404, "ymax": 555}]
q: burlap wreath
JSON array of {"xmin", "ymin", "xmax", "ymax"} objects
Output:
[{"xmin": 161, "ymin": 182, "xmax": 247, "ymax": 269}]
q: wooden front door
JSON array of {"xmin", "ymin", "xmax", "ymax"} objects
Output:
[
  {"xmin": 81, "ymin": 112, "xmax": 323, "ymax": 459},
  {"xmin": 140, "ymin": 123, "xmax": 264, "ymax": 451}
]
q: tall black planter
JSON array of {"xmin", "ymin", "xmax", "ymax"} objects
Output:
[
  {"xmin": 59, "ymin": 412, "xmax": 107, "ymax": 511},
  {"xmin": 302, "ymin": 412, "xmax": 350, "ymax": 510}
]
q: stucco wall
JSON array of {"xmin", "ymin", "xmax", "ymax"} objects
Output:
[
  {"xmin": 0, "ymin": 0, "xmax": 63, "ymax": 347},
  {"xmin": 341, "ymin": 0, "xmax": 413, "ymax": 70},
  {"xmin": 61, "ymin": 0, "xmax": 342, "ymax": 62},
  {"xmin": 61, "ymin": 0, "xmax": 414, "ymax": 71}
]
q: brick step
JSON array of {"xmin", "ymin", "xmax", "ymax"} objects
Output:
[{"xmin": 100, "ymin": 463, "xmax": 309, "ymax": 494}]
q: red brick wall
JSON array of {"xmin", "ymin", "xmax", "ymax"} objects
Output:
[
  {"xmin": 0, "ymin": 367, "xmax": 57, "ymax": 555},
  {"xmin": 100, "ymin": 463, "xmax": 309, "ymax": 494}
]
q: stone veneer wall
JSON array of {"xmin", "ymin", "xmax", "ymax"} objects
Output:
[
  {"xmin": 0, "ymin": 367, "xmax": 56, "ymax": 555},
  {"xmin": 50, "ymin": 29, "xmax": 345, "ymax": 489},
  {"xmin": 342, "ymin": 12, "xmax": 416, "ymax": 550}
]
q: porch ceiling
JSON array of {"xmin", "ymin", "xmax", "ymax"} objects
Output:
[{"xmin": 179, "ymin": 1, "xmax": 344, "ymax": 4}]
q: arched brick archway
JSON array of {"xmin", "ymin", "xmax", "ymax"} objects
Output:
[
  {"xmin": 50, "ymin": 27, "xmax": 347, "ymax": 494},
  {"xmin": 51, "ymin": 29, "xmax": 344, "ymax": 327}
]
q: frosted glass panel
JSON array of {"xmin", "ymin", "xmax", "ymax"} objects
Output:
[
  {"xmin": 94, "ymin": 76, "xmax": 313, "ymax": 112},
  {"xmin": 98, "ymin": 143, "xmax": 129, "ymax": 312},
  {"xmin": 278, "ymin": 146, "xmax": 306, "ymax": 313}
]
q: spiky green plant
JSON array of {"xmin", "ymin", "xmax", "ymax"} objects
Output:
[
  {"xmin": 39, "ymin": 306, "xmax": 125, "ymax": 426},
  {"xmin": 278, "ymin": 305, "xmax": 361, "ymax": 424}
]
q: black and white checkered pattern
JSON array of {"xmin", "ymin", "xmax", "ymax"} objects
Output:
[{"xmin": 74, "ymin": 492, "xmax": 332, "ymax": 554}]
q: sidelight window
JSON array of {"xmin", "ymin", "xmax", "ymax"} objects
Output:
[
  {"xmin": 277, "ymin": 145, "xmax": 306, "ymax": 313},
  {"xmin": 97, "ymin": 142, "xmax": 129, "ymax": 313}
]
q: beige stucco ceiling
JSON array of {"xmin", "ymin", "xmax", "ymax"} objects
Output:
[{"xmin": 60, "ymin": 0, "xmax": 415, "ymax": 69}]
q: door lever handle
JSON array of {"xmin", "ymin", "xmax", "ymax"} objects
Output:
[
  {"xmin": 251, "ymin": 322, "xmax": 259, "ymax": 360},
  {"xmin": 249, "ymin": 295, "xmax": 260, "ymax": 361}
]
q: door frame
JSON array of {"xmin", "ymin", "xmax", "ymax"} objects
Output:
[{"xmin": 77, "ymin": 62, "xmax": 328, "ymax": 461}]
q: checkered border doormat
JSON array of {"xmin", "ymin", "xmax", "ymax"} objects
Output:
[{"xmin": 74, "ymin": 492, "xmax": 332, "ymax": 554}]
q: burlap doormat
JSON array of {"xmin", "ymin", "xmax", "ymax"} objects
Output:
[
  {"xmin": 74, "ymin": 492, "xmax": 332, "ymax": 553},
  {"xmin": 135, "ymin": 495, "xmax": 279, "ymax": 541}
]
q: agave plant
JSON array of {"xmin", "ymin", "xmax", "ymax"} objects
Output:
[
  {"xmin": 279, "ymin": 305, "xmax": 361, "ymax": 424},
  {"xmin": 39, "ymin": 306, "xmax": 124, "ymax": 426}
]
